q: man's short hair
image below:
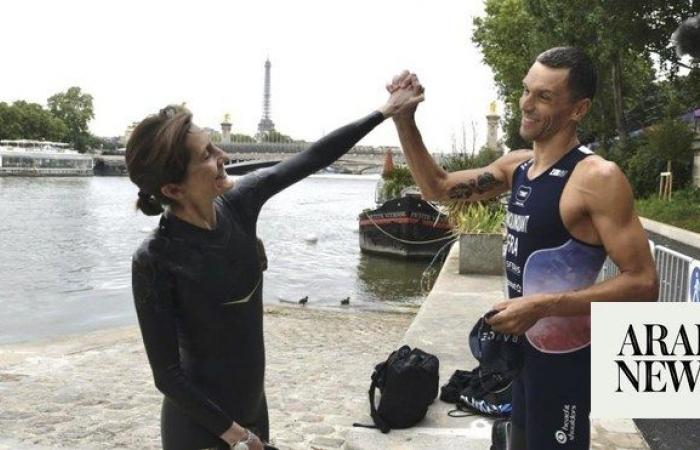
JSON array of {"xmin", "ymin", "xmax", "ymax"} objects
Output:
[{"xmin": 536, "ymin": 47, "xmax": 597, "ymax": 101}]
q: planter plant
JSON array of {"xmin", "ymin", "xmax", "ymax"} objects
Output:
[
  {"xmin": 444, "ymin": 198, "xmax": 506, "ymax": 275},
  {"xmin": 378, "ymin": 165, "xmax": 416, "ymax": 202}
]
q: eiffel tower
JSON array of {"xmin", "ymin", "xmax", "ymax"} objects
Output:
[{"xmin": 257, "ymin": 58, "xmax": 275, "ymax": 137}]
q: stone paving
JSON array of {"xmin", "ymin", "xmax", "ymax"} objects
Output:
[
  {"xmin": 591, "ymin": 419, "xmax": 650, "ymax": 449},
  {"xmin": 0, "ymin": 306, "xmax": 412, "ymax": 450},
  {"xmin": 0, "ymin": 304, "xmax": 652, "ymax": 449}
]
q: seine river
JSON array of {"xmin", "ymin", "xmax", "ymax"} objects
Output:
[{"xmin": 0, "ymin": 175, "xmax": 446, "ymax": 344}]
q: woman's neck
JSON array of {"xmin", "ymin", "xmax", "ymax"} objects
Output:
[{"xmin": 170, "ymin": 201, "xmax": 217, "ymax": 230}]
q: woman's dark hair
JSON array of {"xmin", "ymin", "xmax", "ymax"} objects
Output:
[
  {"xmin": 126, "ymin": 105, "xmax": 193, "ymax": 216},
  {"xmin": 536, "ymin": 47, "xmax": 597, "ymax": 102},
  {"xmin": 674, "ymin": 15, "xmax": 700, "ymax": 58}
]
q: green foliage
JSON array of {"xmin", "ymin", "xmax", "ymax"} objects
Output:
[
  {"xmin": 646, "ymin": 117, "xmax": 696, "ymax": 163},
  {"xmin": 446, "ymin": 201, "xmax": 506, "ymax": 234},
  {"xmin": 438, "ymin": 148, "xmax": 506, "ymax": 233},
  {"xmin": 47, "ymin": 87, "xmax": 95, "ymax": 152},
  {"xmin": 472, "ymin": 0, "xmax": 700, "ymax": 146},
  {"xmin": 0, "ymin": 101, "xmax": 68, "ymax": 142},
  {"xmin": 260, "ymin": 130, "xmax": 294, "ymax": 143},
  {"xmin": 636, "ymin": 189, "xmax": 700, "ymax": 233},
  {"xmin": 381, "ymin": 166, "xmax": 415, "ymax": 199},
  {"xmin": 660, "ymin": 70, "xmax": 700, "ymax": 116},
  {"xmin": 623, "ymin": 140, "xmax": 669, "ymax": 198},
  {"xmin": 231, "ymin": 133, "xmax": 256, "ymax": 143},
  {"xmin": 472, "ymin": 0, "xmax": 541, "ymax": 148},
  {"xmin": 440, "ymin": 148, "xmax": 501, "ymax": 172},
  {"xmin": 598, "ymin": 118, "xmax": 695, "ymax": 198},
  {"xmin": 87, "ymin": 135, "xmax": 120, "ymax": 152}
]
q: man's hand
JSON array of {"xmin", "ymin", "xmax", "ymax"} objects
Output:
[
  {"xmin": 378, "ymin": 72, "xmax": 425, "ymax": 118},
  {"xmin": 385, "ymin": 71, "xmax": 424, "ymax": 120},
  {"xmin": 486, "ymin": 295, "xmax": 550, "ymax": 335}
]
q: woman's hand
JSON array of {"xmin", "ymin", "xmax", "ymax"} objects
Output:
[
  {"xmin": 221, "ymin": 423, "xmax": 264, "ymax": 450},
  {"xmin": 234, "ymin": 431, "xmax": 264, "ymax": 450},
  {"xmin": 378, "ymin": 71, "xmax": 425, "ymax": 118}
]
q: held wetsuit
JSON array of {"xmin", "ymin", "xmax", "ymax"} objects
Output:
[
  {"xmin": 131, "ymin": 111, "xmax": 385, "ymax": 450},
  {"xmin": 504, "ymin": 145, "xmax": 606, "ymax": 450}
]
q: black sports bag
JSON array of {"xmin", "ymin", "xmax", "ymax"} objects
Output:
[{"xmin": 358, "ymin": 345, "xmax": 439, "ymax": 433}]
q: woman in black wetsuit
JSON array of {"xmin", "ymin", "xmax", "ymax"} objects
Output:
[{"xmin": 126, "ymin": 88, "xmax": 422, "ymax": 450}]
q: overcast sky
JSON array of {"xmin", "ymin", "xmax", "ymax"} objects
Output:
[{"xmin": 1, "ymin": 0, "xmax": 501, "ymax": 152}]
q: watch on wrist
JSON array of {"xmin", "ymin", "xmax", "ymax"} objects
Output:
[{"xmin": 231, "ymin": 429, "xmax": 252, "ymax": 450}]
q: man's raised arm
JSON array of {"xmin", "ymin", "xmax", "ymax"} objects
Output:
[{"xmin": 393, "ymin": 114, "xmax": 531, "ymax": 202}]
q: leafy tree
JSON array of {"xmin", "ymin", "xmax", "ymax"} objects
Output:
[
  {"xmin": 646, "ymin": 117, "xmax": 696, "ymax": 180},
  {"xmin": 231, "ymin": 133, "xmax": 256, "ymax": 143},
  {"xmin": 47, "ymin": 87, "xmax": 95, "ymax": 152},
  {"xmin": 0, "ymin": 101, "xmax": 68, "ymax": 141},
  {"xmin": 472, "ymin": 0, "xmax": 541, "ymax": 149},
  {"xmin": 260, "ymin": 130, "xmax": 294, "ymax": 143},
  {"xmin": 472, "ymin": 0, "xmax": 700, "ymax": 147},
  {"xmin": 603, "ymin": 118, "xmax": 695, "ymax": 198},
  {"xmin": 441, "ymin": 147, "xmax": 501, "ymax": 172},
  {"xmin": 86, "ymin": 134, "xmax": 121, "ymax": 152}
]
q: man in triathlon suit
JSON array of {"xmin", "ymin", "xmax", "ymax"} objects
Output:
[{"xmin": 387, "ymin": 47, "xmax": 658, "ymax": 449}]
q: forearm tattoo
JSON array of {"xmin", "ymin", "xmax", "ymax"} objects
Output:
[{"xmin": 447, "ymin": 172, "xmax": 503, "ymax": 200}]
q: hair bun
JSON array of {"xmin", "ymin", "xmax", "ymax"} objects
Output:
[{"xmin": 136, "ymin": 191, "xmax": 164, "ymax": 216}]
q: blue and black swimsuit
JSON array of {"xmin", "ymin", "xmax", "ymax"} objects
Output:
[
  {"xmin": 505, "ymin": 145, "xmax": 606, "ymax": 449},
  {"xmin": 131, "ymin": 111, "xmax": 385, "ymax": 450}
]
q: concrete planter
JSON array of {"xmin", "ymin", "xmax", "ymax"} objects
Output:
[{"xmin": 458, "ymin": 233, "xmax": 504, "ymax": 275}]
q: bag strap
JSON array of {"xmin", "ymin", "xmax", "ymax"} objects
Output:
[
  {"xmin": 352, "ymin": 371, "xmax": 391, "ymax": 433},
  {"xmin": 368, "ymin": 374, "xmax": 391, "ymax": 433},
  {"xmin": 447, "ymin": 403, "xmax": 476, "ymax": 418}
]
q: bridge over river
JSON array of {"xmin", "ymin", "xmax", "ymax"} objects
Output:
[
  {"xmin": 94, "ymin": 143, "xmax": 402, "ymax": 176},
  {"xmin": 216, "ymin": 142, "xmax": 403, "ymax": 174}
]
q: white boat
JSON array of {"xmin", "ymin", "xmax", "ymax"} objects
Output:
[{"xmin": 0, "ymin": 140, "xmax": 93, "ymax": 176}]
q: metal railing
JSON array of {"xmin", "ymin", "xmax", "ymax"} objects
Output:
[
  {"xmin": 598, "ymin": 242, "xmax": 695, "ymax": 302},
  {"xmin": 654, "ymin": 245, "xmax": 694, "ymax": 302}
]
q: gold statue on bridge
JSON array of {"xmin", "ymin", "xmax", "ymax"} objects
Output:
[
  {"xmin": 489, "ymin": 101, "xmax": 497, "ymax": 114},
  {"xmin": 223, "ymin": 113, "xmax": 231, "ymax": 123}
]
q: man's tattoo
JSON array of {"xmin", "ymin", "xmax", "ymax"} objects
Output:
[{"xmin": 447, "ymin": 171, "xmax": 503, "ymax": 200}]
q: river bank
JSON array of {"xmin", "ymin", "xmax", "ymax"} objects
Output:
[{"xmin": 0, "ymin": 305, "xmax": 414, "ymax": 449}]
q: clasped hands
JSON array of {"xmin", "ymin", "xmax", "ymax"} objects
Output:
[{"xmin": 381, "ymin": 70, "xmax": 425, "ymax": 118}]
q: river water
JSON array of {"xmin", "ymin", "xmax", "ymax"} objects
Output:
[{"xmin": 0, "ymin": 175, "xmax": 447, "ymax": 344}]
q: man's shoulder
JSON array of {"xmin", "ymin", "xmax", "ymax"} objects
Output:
[
  {"xmin": 571, "ymin": 155, "xmax": 634, "ymax": 211},
  {"xmin": 573, "ymin": 154, "xmax": 626, "ymax": 185}
]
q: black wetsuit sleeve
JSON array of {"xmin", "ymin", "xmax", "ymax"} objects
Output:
[
  {"xmin": 131, "ymin": 252, "xmax": 233, "ymax": 437},
  {"xmin": 225, "ymin": 110, "xmax": 385, "ymax": 217}
]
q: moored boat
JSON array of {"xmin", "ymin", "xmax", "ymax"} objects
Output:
[
  {"xmin": 0, "ymin": 140, "xmax": 93, "ymax": 177},
  {"xmin": 358, "ymin": 191, "xmax": 454, "ymax": 259}
]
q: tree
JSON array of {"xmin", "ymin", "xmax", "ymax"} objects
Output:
[
  {"xmin": 260, "ymin": 130, "xmax": 294, "ymax": 143},
  {"xmin": 472, "ymin": 0, "xmax": 700, "ymax": 147},
  {"xmin": 231, "ymin": 133, "xmax": 256, "ymax": 143},
  {"xmin": 524, "ymin": 0, "xmax": 698, "ymax": 142},
  {"xmin": 0, "ymin": 101, "xmax": 68, "ymax": 142},
  {"xmin": 647, "ymin": 117, "xmax": 695, "ymax": 174},
  {"xmin": 472, "ymin": 0, "xmax": 541, "ymax": 149},
  {"xmin": 47, "ymin": 87, "xmax": 95, "ymax": 152}
]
